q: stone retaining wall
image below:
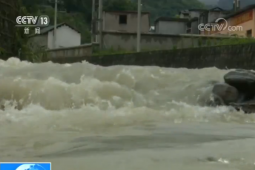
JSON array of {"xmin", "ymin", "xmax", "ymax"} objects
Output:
[{"xmin": 51, "ymin": 43, "xmax": 255, "ymax": 69}]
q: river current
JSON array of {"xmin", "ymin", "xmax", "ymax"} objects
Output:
[{"xmin": 1, "ymin": 58, "xmax": 255, "ymax": 169}]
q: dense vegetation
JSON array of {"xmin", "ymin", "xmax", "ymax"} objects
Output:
[
  {"xmin": 20, "ymin": 0, "xmax": 205, "ymax": 44},
  {"xmin": 136, "ymin": 0, "xmax": 205, "ymax": 21}
]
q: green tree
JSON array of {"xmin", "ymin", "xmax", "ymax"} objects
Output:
[
  {"xmin": 140, "ymin": 0, "xmax": 205, "ymax": 21},
  {"xmin": 104, "ymin": 0, "xmax": 136, "ymax": 11}
]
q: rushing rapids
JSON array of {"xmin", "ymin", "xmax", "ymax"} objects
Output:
[{"xmin": 1, "ymin": 58, "xmax": 255, "ymax": 170}]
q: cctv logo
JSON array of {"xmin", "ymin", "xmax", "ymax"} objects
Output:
[
  {"xmin": 16, "ymin": 16, "xmax": 38, "ymax": 25},
  {"xmin": 16, "ymin": 15, "xmax": 50, "ymax": 26}
]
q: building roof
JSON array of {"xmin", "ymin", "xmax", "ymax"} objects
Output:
[
  {"xmin": 210, "ymin": 4, "xmax": 255, "ymax": 23},
  {"xmin": 189, "ymin": 9, "xmax": 208, "ymax": 11},
  {"xmin": 39, "ymin": 22, "xmax": 80, "ymax": 34},
  {"xmin": 154, "ymin": 17, "xmax": 189, "ymax": 24},
  {"xmin": 223, "ymin": 4, "xmax": 255, "ymax": 20},
  {"xmin": 179, "ymin": 10, "xmax": 189, "ymax": 14},
  {"xmin": 104, "ymin": 10, "xmax": 150, "ymax": 14},
  {"xmin": 209, "ymin": 7, "xmax": 224, "ymax": 11},
  {"xmin": 199, "ymin": 6, "xmax": 229, "ymax": 16},
  {"xmin": 179, "ymin": 8, "xmax": 208, "ymax": 15}
]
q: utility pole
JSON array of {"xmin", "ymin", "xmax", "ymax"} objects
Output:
[
  {"xmin": 91, "ymin": 0, "xmax": 95, "ymax": 43},
  {"xmin": 137, "ymin": 0, "xmax": 141, "ymax": 52},
  {"xmin": 53, "ymin": 0, "xmax": 57, "ymax": 48},
  {"xmin": 233, "ymin": 0, "xmax": 240, "ymax": 11},
  {"xmin": 234, "ymin": 0, "xmax": 237, "ymax": 11},
  {"xmin": 98, "ymin": 0, "xmax": 103, "ymax": 50},
  {"xmin": 237, "ymin": 0, "xmax": 240, "ymax": 10}
]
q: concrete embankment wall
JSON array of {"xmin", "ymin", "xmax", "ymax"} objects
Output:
[
  {"xmin": 51, "ymin": 43, "xmax": 255, "ymax": 70},
  {"xmin": 101, "ymin": 31, "xmax": 235, "ymax": 51},
  {"xmin": 46, "ymin": 44, "xmax": 92, "ymax": 61}
]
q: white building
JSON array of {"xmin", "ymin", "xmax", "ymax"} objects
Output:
[
  {"xmin": 29, "ymin": 23, "xmax": 81, "ymax": 49},
  {"xmin": 154, "ymin": 17, "xmax": 189, "ymax": 34}
]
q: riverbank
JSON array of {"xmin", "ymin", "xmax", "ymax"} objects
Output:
[{"xmin": 49, "ymin": 41, "xmax": 255, "ymax": 69}]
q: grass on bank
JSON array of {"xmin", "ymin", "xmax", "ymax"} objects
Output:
[
  {"xmin": 92, "ymin": 46, "xmax": 165, "ymax": 56},
  {"xmin": 216, "ymin": 37, "xmax": 255, "ymax": 45},
  {"xmin": 92, "ymin": 37, "xmax": 255, "ymax": 56},
  {"xmin": 200, "ymin": 37, "xmax": 255, "ymax": 47}
]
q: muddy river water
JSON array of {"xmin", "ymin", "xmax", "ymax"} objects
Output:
[{"xmin": 0, "ymin": 58, "xmax": 255, "ymax": 170}]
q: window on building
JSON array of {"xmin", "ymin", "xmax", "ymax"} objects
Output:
[
  {"xmin": 246, "ymin": 29, "xmax": 252, "ymax": 37},
  {"xmin": 119, "ymin": 15, "xmax": 127, "ymax": 24}
]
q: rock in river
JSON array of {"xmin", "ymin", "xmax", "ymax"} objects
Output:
[
  {"xmin": 212, "ymin": 83, "xmax": 239, "ymax": 105},
  {"xmin": 229, "ymin": 100, "xmax": 255, "ymax": 114},
  {"xmin": 205, "ymin": 69, "xmax": 255, "ymax": 113},
  {"xmin": 224, "ymin": 69, "xmax": 255, "ymax": 99}
]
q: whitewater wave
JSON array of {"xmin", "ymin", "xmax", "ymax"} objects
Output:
[{"xmin": 0, "ymin": 57, "xmax": 255, "ymax": 134}]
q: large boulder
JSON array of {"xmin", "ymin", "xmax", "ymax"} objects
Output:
[
  {"xmin": 229, "ymin": 100, "xmax": 255, "ymax": 114},
  {"xmin": 212, "ymin": 83, "xmax": 239, "ymax": 105},
  {"xmin": 224, "ymin": 69, "xmax": 255, "ymax": 100}
]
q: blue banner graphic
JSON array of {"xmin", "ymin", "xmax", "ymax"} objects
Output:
[{"xmin": 0, "ymin": 162, "xmax": 51, "ymax": 170}]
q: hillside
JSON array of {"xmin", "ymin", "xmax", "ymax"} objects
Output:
[
  {"xmin": 132, "ymin": 0, "xmax": 205, "ymax": 21},
  {"xmin": 198, "ymin": 0, "xmax": 217, "ymax": 5}
]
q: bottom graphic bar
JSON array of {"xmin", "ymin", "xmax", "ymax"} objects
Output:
[{"xmin": 0, "ymin": 162, "xmax": 51, "ymax": 170}]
